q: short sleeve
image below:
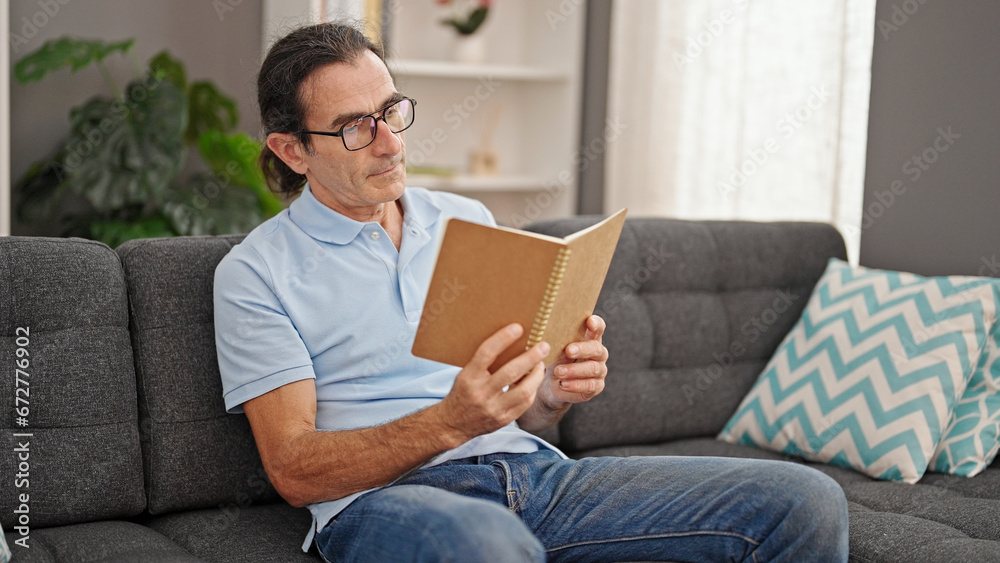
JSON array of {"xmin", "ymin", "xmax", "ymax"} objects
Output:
[
  {"xmin": 214, "ymin": 247, "xmax": 315, "ymax": 413},
  {"xmin": 475, "ymin": 199, "xmax": 498, "ymax": 227}
]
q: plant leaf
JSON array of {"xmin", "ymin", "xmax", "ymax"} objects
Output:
[
  {"xmin": 148, "ymin": 51, "xmax": 187, "ymax": 90},
  {"xmin": 446, "ymin": 7, "xmax": 489, "ymax": 35},
  {"xmin": 60, "ymin": 77, "xmax": 187, "ymax": 212},
  {"xmin": 14, "ymin": 37, "xmax": 134, "ymax": 84},
  {"xmin": 163, "ymin": 172, "xmax": 263, "ymax": 236},
  {"xmin": 13, "ymin": 158, "xmax": 66, "ymax": 223},
  {"xmin": 197, "ymin": 130, "xmax": 284, "ymax": 217},
  {"xmin": 186, "ymin": 81, "xmax": 239, "ymax": 144},
  {"xmin": 89, "ymin": 214, "xmax": 176, "ymax": 248}
]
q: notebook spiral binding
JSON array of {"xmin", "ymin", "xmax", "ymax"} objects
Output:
[{"xmin": 526, "ymin": 247, "xmax": 572, "ymax": 349}]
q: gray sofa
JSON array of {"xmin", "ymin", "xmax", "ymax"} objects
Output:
[{"xmin": 3, "ymin": 217, "xmax": 1000, "ymax": 562}]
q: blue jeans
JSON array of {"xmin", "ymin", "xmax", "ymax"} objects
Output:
[{"xmin": 315, "ymin": 450, "xmax": 848, "ymax": 562}]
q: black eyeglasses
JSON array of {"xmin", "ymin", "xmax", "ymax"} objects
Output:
[{"xmin": 301, "ymin": 98, "xmax": 416, "ymax": 151}]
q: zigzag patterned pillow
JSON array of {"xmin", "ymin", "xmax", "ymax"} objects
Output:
[
  {"xmin": 719, "ymin": 258, "xmax": 998, "ymax": 483},
  {"xmin": 929, "ymin": 315, "xmax": 1000, "ymax": 477}
]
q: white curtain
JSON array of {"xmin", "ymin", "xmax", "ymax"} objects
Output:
[{"xmin": 605, "ymin": 0, "xmax": 876, "ymax": 262}]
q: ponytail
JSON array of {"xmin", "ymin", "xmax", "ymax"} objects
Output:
[{"xmin": 259, "ymin": 144, "xmax": 306, "ymax": 196}]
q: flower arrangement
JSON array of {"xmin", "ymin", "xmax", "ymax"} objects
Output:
[{"xmin": 437, "ymin": 0, "xmax": 491, "ymax": 35}]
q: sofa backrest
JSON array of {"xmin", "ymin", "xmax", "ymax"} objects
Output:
[
  {"xmin": 0, "ymin": 237, "xmax": 146, "ymax": 528},
  {"xmin": 525, "ymin": 218, "xmax": 847, "ymax": 453},
  {"xmin": 116, "ymin": 235, "xmax": 280, "ymax": 515}
]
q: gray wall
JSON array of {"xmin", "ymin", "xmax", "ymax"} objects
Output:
[
  {"xmin": 8, "ymin": 0, "xmax": 262, "ymax": 231},
  {"xmin": 859, "ymin": 0, "xmax": 1000, "ymax": 276},
  {"xmin": 576, "ymin": 0, "xmax": 611, "ymax": 215}
]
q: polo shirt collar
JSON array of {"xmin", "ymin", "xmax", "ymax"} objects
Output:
[
  {"xmin": 289, "ymin": 183, "xmax": 441, "ymax": 245},
  {"xmin": 399, "ymin": 186, "xmax": 442, "ymax": 231}
]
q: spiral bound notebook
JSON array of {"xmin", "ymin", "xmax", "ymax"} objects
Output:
[{"xmin": 412, "ymin": 208, "xmax": 627, "ymax": 372}]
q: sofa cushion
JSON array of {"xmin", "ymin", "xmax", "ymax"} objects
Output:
[
  {"xmin": 524, "ymin": 218, "xmax": 846, "ymax": 452},
  {"xmin": 148, "ymin": 502, "xmax": 316, "ymax": 562},
  {"xmin": 0, "ymin": 237, "xmax": 145, "ymax": 528},
  {"xmin": 719, "ymin": 259, "xmax": 999, "ymax": 482},
  {"xmin": 574, "ymin": 438, "xmax": 1000, "ymax": 562},
  {"xmin": 117, "ymin": 235, "xmax": 281, "ymax": 515},
  {"xmin": 3, "ymin": 520, "xmax": 201, "ymax": 562},
  {"xmin": 931, "ymin": 318, "xmax": 1000, "ymax": 476}
]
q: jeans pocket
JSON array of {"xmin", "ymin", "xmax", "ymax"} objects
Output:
[
  {"xmin": 490, "ymin": 459, "xmax": 523, "ymax": 513},
  {"xmin": 314, "ymin": 519, "xmax": 339, "ymax": 563}
]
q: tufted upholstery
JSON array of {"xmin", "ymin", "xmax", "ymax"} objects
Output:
[
  {"xmin": 6, "ymin": 218, "xmax": 1000, "ymax": 562},
  {"xmin": 116, "ymin": 235, "xmax": 281, "ymax": 516},
  {"xmin": 115, "ymin": 235, "xmax": 318, "ymax": 561},
  {"xmin": 528, "ymin": 217, "xmax": 1000, "ymax": 562},
  {"xmin": 526, "ymin": 217, "xmax": 846, "ymax": 451},
  {"xmin": 0, "ymin": 237, "xmax": 146, "ymax": 529}
]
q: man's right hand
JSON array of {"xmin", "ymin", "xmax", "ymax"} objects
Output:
[
  {"xmin": 243, "ymin": 322, "xmax": 548, "ymax": 507},
  {"xmin": 434, "ymin": 323, "xmax": 550, "ymax": 445}
]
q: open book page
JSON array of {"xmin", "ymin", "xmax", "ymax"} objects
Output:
[{"xmin": 539, "ymin": 208, "xmax": 628, "ymax": 364}]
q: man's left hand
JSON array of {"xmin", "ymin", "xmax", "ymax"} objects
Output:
[{"xmin": 539, "ymin": 315, "xmax": 609, "ymax": 408}]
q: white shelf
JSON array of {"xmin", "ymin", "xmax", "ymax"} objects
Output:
[
  {"xmin": 408, "ymin": 174, "xmax": 549, "ymax": 192},
  {"xmin": 389, "ymin": 59, "xmax": 569, "ymax": 82},
  {"xmin": 388, "ymin": 0, "xmax": 583, "ymax": 224}
]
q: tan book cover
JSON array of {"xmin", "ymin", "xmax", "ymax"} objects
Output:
[{"xmin": 412, "ymin": 208, "xmax": 627, "ymax": 372}]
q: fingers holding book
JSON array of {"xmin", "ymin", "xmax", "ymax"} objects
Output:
[
  {"xmin": 548, "ymin": 315, "xmax": 609, "ymax": 402},
  {"xmin": 437, "ymin": 323, "xmax": 550, "ymax": 443}
]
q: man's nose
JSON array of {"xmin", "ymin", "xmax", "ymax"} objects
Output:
[{"xmin": 369, "ymin": 117, "xmax": 402, "ymax": 156}]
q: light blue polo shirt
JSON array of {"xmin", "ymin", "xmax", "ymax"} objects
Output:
[{"xmin": 213, "ymin": 184, "xmax": 564, "ymax": 551}]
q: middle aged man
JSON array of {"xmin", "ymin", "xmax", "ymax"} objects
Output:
[{"xmin": 213, "ymin": 22, "xmax": 850, "ymax": 562}]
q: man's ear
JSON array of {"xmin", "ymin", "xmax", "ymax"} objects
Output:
[{"xmin": 266, "ymin": 133, "xmax": 309, "ymax": 175}]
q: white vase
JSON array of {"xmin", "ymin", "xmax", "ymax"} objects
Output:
[{"xmin": 452, "ymin": 34, "xmax": 487, "ymax": 65}]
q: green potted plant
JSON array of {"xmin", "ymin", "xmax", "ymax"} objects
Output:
[
  {"xmin": 437, "ymin": 0, "xmax": 492, "ymax": 64},
  {"xmin": 13, "ymin": 37, "xmax": 283, "ymax": 248}
]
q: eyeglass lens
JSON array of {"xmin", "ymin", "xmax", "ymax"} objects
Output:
[{"xmin": 342, "ymin": 99, "xmax": 414, "ymax": 150}]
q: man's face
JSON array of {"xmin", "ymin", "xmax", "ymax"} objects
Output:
[{"xmin": 295, "ymin": 51, "xmax": 407, "ymax": 213}]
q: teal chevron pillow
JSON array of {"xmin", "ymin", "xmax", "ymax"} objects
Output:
[
  {"xmin": 718, "ymin": 258, "xmax": 999, "ymax": 483},
  {"xmin": 929, "ymin": 314, "xmax": 1000, "ymax": 477}
]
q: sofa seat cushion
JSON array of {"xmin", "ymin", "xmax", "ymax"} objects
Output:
[
  {"xmin": 3, "ymin": 520, "xmax": 201, "ymax": 562},
  {"xmin": 575, "ymin": 438, "xmax": 1000, "ymax": 562},
  {"xmin": 147, "ymin": 502, "xmax": 317, "ymax": 562}
]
